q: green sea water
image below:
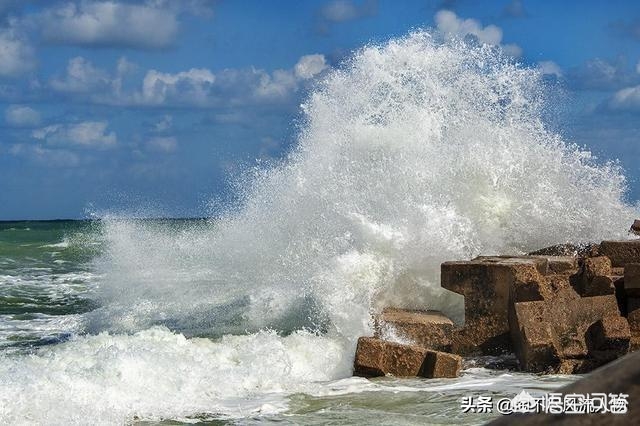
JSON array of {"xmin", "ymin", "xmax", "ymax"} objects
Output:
[
  {"xmin": 0, "ymin": 219, "xmax": 576, "ymax": 425},
  {"xmin": 0, "ymin": 220, "xmax": 100, "ymax": 351}
]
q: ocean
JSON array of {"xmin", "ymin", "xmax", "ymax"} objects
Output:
[{"xmin": 1, "ymin": 31, "xmax": 637, "ymax": 424}]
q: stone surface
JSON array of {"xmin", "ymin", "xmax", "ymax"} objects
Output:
[
  {"xmin": 422, "ymin": 350, "xmax": 462, "ymax": 379},
  {"xmin": 376, "ymin": 308, "xmax": 454, "ymax": 351},
  {"xmin": 631, "ymin": 219, "xmax": 640, "ymax": 236},
  {"xmin": 509, "ymin": 271, "xmax": 624, "ymax": 372},
  {"xmin": 587, "ymin": 316, "xmax": 630, "ymax": 362},
  {"xmin": 531, "ymin": 255, "xmax": 578, "ymax": 274},
  {"xmin": 509, "ymin": 300, "xmax": 560, "ymax": 372},
  {"xmin": 441, "ymin": 256, "xmax": 548, "ymax": 355},
  {"xmin": 624, "ymin": 263, "xmax": 640, "ymax": 297},
  {"xmin": 574, "ymin": 256, "xmax": 615, "ymax": 296},
  {"xmin": 354, "ymin": 337, "xmax": 427, "ymax": 377},
  {"xmin": 353, "ymin": 337, "xmax": 461, "ymax": 378},
  {"xmin": 529, "ymin": 243, "xmax": 600, "ymax": 258},
  {"xmin": 599, "ymin": 240, "xmax": 640, "ymax": 267},
  {"xmin": 489, "ymin": 350, "xmax": 640, "ymax": 425},
  {"xmin": 628, "ymin": 297, "xmax": 640, "ymax": 333}
]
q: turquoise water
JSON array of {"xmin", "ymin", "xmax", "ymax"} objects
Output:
[
  {"xmin": 0, "ymin": 220, "xmax": 99, "ymax": 351},
  {"xmin": 0, "ymin": 220, "xmax": 576, "ymax": 425}
]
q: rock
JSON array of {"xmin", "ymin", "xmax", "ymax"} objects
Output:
[
  {"xmin": 441, "ymin": 256, "xmax": 548, "ymax": 355},
  {"xmin": 529, "ymin": 243, "xmax": 600, "ymax": 258},
  {"xmin": 375, "ymin": 308, "xmax": 454, "ymax": 351},
  {"xmin": 631, "ymin": 219, "xmax": 640, "ymax": 236},
  {"xmin": 587, "ymin": 316, "xmax": 630, "ymax": 362},
  {"xmin": 627, "ymin": 298, "xmax": 640, "ymax": 349},
  {"xmin": 531, "ymin": 255, "xmax": 578, "ymax": 274},
  {"xmin": 488, "ymin": 350, "xmax": 640, "ymax": 425},
  {"xmin": 599, "ymin": 240, "xmax": 640, "ymax": 267},
  {"xmin": 353, "ymin": 337, "xmax": 461, "ymax": 378},
  {"xmin": 574, "ymin": 256, "xmax": 615, "ymax": 296},
  {"xmin": 509, "ymin": 273, "xmax": 624, "ymax": 372},
  {"xmin": 624, "ymin": 263, "xmax": 640, "ymax": 297},
  {"xmin": 509, "ymin": 300, "xmax": 560, "ymax": 372},
  {"xmin": 422, "ymin": 350, "xmax": 462, "ymax": 379}
]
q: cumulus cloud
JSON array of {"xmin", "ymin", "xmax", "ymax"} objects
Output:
[
  {"xmin": 49, "ymin": 55, "xmax": 136, "ymax": 103},
  {"xmin": 434, "ymin": 10, "xmax": 522, "ymax": 57},
  {"xmin": 146, "ymin": 135, "xmax": 177, "ymax": 153},
  {"xmin": 139, "ymin": 68, "xmax": 215, "ymax": 105},
  {"xmin": 503, "ymin": 0, "xmax": 527, "ymax": 18},
  {"xmin": 48, "ymin": 53, "xmax": 329, "ymax": 108},
  {"xmin": 568, "ymin": 57, "xmax": 639, "ymax": 91},
  {"xmin": 607, "ymin": 85, "xmax": 640, "ymax": 111},
  {"xmin": 37, "ymin": 1, "xmax": 179, "ymax": 49},
  {"xmin": 153, "ymin": 114, "xmax": 172, "ymax": 132},
  {"xmin": 50, "ymin": 56, "xmax": 111, "ymax": 93},
  {"xmin": 316, "ymin": 0, "xmax": 376, "ymax": 34},
  {"xmin": 294, "ymin": 54, "xmax": 328, "ymax": 79},
  {"xmin": 320, "ymin": 0, "xmax": 376, "ymax": 23},
  {"xmin": 5, "ymin": 104, "xmax": 40, "ymax": 127},
  {"xmin": 538, "ymin": 60, "xmax": 563, "ymax": 78},
  {"xmin": 9, "ymin": 143, "xmax": 81, "ymax": 167},
  {"xmin": 32, "ymin": 121, "xmax": 117, "ymax": 148},
  {"xmin": 0, "ymin": 25, "xmax": 36, "ymax": 77}
]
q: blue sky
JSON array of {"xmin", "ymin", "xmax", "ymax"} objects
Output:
[{"xmin": 1, "ymin": 0, "xmax": 639, "ymax": 220}]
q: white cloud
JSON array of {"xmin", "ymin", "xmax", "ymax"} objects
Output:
[
  {"xmin": 9, "ymin": 144, "xmax": 81, "ymax": 167},
  {"xmin": 153, "ymin": 114, "xmax": 172, "ymax": 132},
  {"xmin": 139, "ymin": 68, "xmax": 215, "ymax": 105},
  {"xmin": 294, "ymin": 54, "xmax": 328, "ymax": 79},
  {"xmin": 5, "ymin": 105, "xmax": 40, "ymax": 127},
  {"xmin": 636, "ymin": 60, "xmax": 640, "ymax": 74},
  {"xmin": 608, "ymin": 85, "xmax": 640, "ymax": 111},
  {"xmin": 434, "ymin": 10, "xmax": 522, "ymax": 57},
  {"xmin": 538, "ymin": 60, "xmax": 563, "ymax": 78},
  {"xmin": 32, "ymin": 121, "xmax": 117, "ymax": 148},
  {"xmin": 50, "ymin": 56, "xmax": 110, "ymax": 93},
  {"xmin": 0, "ymin": 26, "xmax": 36, "ymax": 77},
  {"xmin": 46, "ymin": 53, "xmax": 330, "ymax": 108},
  {"xmin": 320, "ymin": 0, "xmax": 376, "ymax": 23},
  {"xmin": 147, "ymin": 136, "xmax": 177, "ymax": 153},
  {"xmin": 38, "ymin": 1, "xmax": 179, "ymax": 49}
]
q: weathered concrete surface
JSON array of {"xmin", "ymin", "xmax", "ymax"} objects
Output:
[
  {"xmin": 531, "ymin": 256, "xmax": 578, "ymax": 274},
  {"xmin": 353, "ymin": 337, "xmax": 461, "ymax": 378},
  {"xmin": 529, "ymin": 243, "xmax": 600, "ymax": 258},
  {"xmin": 624, "ymin": 263, "xmax": 640, "ymax": 297},
  {"xmin": 586, "ymin": 315, "xmax": 630, "ymax": 362},
  {"xmin": 508, "ymin": 300, "xmax": 559, "ymax": 372},
  {"xmin": 488, "ymin": 350, "xmax": 640, "ymax": 425},
  {"xmin": 375, "ymin": 308, "xmax": 454, "ymax": 351},
  {"xmin": 422, "ymin": 350, "xmax": 462, "ymax": 378},
  {"xmin": 599, "ymin": 240, "xmax": 640, "ymax": 267},
  {"xmin": 441, "ymin": 256, "xmax": 548, "ymax": 355},
  {"xmin": 573, "ymin": 256, "xmax": 615, "ymax": 296},
  {"xmin": 631, "ymin": 219, "xmax": 640, "ymax": 236},
  {"xmin": 509, "ymin": 270, "xmax": 625, "ymax": 373}
]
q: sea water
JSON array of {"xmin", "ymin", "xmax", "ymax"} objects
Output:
[{"xmin": 0, "ymin": 31, "xmax": 637, "ymax": 425}]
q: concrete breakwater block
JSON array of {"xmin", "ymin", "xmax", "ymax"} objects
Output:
[
  {"xmin": 375, "ymin": 308, "xmax": 455, "ymax": 352},
  {"xmin": 353, "ymin": 337, "xmax": 462, "ymax": 378},
  {"xmin": 353, "ymin": 227, "xmax": 640, "ymax": 379},
  {"xmin": 441, "ymin": 256, "xmax": 552, "ymax": 355},
  {"xmin": 488, "ymin": 350, "xmax": 640, "ymax": 425}
]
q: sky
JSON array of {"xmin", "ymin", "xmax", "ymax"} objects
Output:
[{"xmin": 1, "ymin": 0, "xmax": 640, "ymax": 220}]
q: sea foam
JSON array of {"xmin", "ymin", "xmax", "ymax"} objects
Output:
[{"xmin": 1, "ymin": 30, "xmax": 637, "ymax": 424}]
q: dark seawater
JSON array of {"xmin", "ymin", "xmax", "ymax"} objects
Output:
[{"xmin": 0, "ymin": 220, "xmax": 99, "ymax": 351}]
